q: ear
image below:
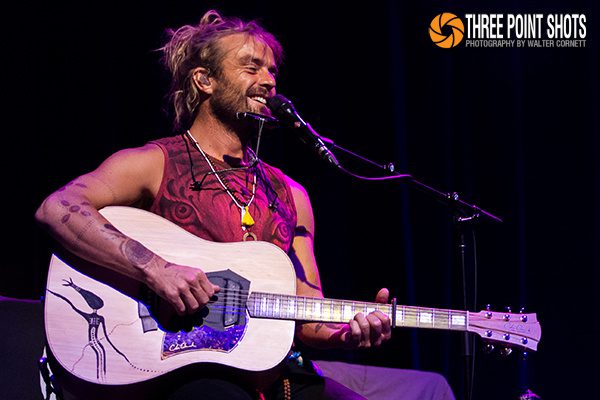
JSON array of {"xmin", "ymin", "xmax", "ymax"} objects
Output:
[{"xmin": 192, "ymin": 67, "xmax": 213, "ymax": 94}]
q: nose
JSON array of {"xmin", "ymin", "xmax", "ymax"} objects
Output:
[{"xmin": 259, "ymin": 68, "xmax": 276, "ymax": 93}]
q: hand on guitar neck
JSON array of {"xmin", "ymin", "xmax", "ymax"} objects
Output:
[{"xmin": 338, "ymin": 288, "xmax": 392, "ymax": 349}]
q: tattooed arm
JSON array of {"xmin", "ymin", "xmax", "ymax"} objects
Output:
[
  {"xmin": 35, "ymin": 144, "xmax": 219, "ymax": 315},
  {"xmin": 285, "ymin": 177, "xmax": 392, "ymax": 350}
]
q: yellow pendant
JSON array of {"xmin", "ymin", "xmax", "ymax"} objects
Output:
[{"xmin": 241, "ymin": 206, "xmax": 255, "ymax": 228}]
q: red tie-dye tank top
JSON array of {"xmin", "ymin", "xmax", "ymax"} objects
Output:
[{"xmin": 146, "ymin": 135, "xmax": 297, "ymax": 253}]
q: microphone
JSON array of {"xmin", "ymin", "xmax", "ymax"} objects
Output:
[{"xmin": 266, "ymin": 94, "xmax": 340, "ymax": 167}]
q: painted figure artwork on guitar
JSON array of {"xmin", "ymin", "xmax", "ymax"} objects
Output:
[
  {"xmin": 46, "ymin": 279, "xmax": 127, "ymax": 382},
  {"xmin": 35, "ymin": 8, "xmax": 541, "ymax": 400}
]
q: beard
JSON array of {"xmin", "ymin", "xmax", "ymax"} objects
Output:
[
  {"xmin": 209, "ymin": 76, "xmax": 271, "ymax": 139},
  {"xmin": 210, "ymin": 78, "xmax": 247, "ymax": 124}
]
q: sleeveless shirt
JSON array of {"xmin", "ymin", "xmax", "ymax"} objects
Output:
[{"xmin": 147, "ymin": 135, "xmax": 297, "ymax": 253}]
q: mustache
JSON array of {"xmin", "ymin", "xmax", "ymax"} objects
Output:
[{"xmin": 246, "ymin": 90, "xmax": 270, "ymax": 98}]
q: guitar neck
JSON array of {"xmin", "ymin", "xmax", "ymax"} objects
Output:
[{"xmin": 248, "ymin": 292, "xmax": 469, "ymax": 332}]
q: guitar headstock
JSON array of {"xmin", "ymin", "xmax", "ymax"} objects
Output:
[{"xmin": 468, "ymin": 307, "xmax": 541, "ymax": 353}]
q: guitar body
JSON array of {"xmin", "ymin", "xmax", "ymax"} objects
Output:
[{"xmin": 44, "ymin": 206, "xmax": 297, "ymax": 387}]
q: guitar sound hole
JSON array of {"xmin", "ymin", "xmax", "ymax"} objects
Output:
[{"xmin": 163, "ymin": 306, "xmax": 211, "ymax": 333}]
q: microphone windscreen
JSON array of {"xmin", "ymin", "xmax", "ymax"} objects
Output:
[{"xmin": 266, "ymin": 94, "xmax": 292, "ymax": 114}]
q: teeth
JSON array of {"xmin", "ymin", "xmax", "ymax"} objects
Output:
[{"xmin": 251, "ymin": 96, "xmax": 267, "ymax": 104}]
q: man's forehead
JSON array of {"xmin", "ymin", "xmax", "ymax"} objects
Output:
[{"xmin": 217, "ymin": 33, "xmax": 276, "ymax": 65}]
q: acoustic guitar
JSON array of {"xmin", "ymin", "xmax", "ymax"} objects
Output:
[{"xmin": 44, "ymin": 206, "xmax": 541, "ymax": 387}]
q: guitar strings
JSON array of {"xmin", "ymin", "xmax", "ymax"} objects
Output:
[
  {"xmin": 184, "ymin": 288, "xmax": 475, "ymax": 324},
  {"xmin": 207, "ymin": 288, "xmax": 469, "ymax": 316},
  {"xmin": 204, "ymin": 296, "xmax": 466, "ymax": 319},
  {"xmin": 183, "ymin": 302, "xmax": 470, "ymax": 324}
]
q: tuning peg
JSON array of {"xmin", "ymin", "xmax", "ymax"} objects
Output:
[
  {"xmin": 485, "ymin": 304, "xmax": 492, "ymax": 319},
  {"xmin": 483, "ymin": 343, "xmax": 495, "ymax": 354},
  {"xmin": 500, "ymin": 347, "xmax": 513, "ymax": 357},
  {"xmin": 505, "ymin": 306, "xmax": 512, "ymax": 313},
  {"xmin": 519, "ymin": 308, "xmax": 529, "ymax": 322},
  {"xmin": 521, "ymin": 351, "xmax": 529, "ymax": 361}
]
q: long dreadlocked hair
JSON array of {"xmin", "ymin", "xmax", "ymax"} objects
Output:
[{"xmin": 160, "ymin": 10, "xmax": 284, "ymax": 131}]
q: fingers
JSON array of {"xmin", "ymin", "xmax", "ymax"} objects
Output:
[
  {"xmin": 375, "ymin": 287, "xmax": 389, "ymax": 304},
  {"xmin": 355, "ymin": 313, "xmax": 372, "ymax": 347},
  {"xmin": 187, "ymin": 270, "xmax": 221, "ymax": 313},
  {"xmin": 366, "ymin": 313, "xmax": 383, "ymax": 345},
  {"xmin": 346, "ymin": 318, "xmax": 363, "ymax": 347},
  {"xmin": 172, "ymin": 296, "xmax": 187, "ymax": 316},
  {"xmin": 369, "ymin": 311, "xmax": 392, "ymax": 345},
  {"xmin": 156, "ymin": 265, "xmax": 221, "ymax": 315},
  {"xmin": 347, "ymin": 309, "xmax": 392, "ymax": 349},
  {"xmin": 179, "ymin": 289, "xmax": 201, "ymax": 315},
  {"xmin": 378, "ymin": 310, "xmax": 392, "ymax": 338},
  {"xmin": 348, "ymin": 313, "xmax": 376, "ymax": 348},
  {"xmin": 196, "ymin": 270, "xmax": 220, "ymax": 298}
]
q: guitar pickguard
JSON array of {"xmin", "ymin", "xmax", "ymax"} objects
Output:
[{"xmin": 161, "ymin": 269, "xmax": 251, "ymax": 358}]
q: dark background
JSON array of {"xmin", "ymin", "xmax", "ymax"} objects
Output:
[{"xmin": 2, "ymin": 1, "xmax": 598, "ymax": 399}]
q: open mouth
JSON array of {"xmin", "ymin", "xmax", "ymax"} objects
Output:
[{"xmin": 249, "ymin": 95, "xmax": 268, "ymax": 105}]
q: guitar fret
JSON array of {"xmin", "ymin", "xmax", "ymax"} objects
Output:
[
  {"xmin": 314, "ymin": 300, "xmax": 322, "ymax": 320},
  {"xmin": 266, "ymin": 294, "xmax": 272, "ymax": 318},
  {"xmin": 418, "ymin": 308, "xmax": 433, "ymax": 326},
  {"xmin": 403, "ymin": 306, "xmax": 415, "ymax": 327},
  {"xmin": 332, "ymin": 300, "xmax": 341, "ymax": 322},
  {"xmin": 260, "ymin": 295, "xmax": 267, "ymax": 316},
  {"xmin": 274, "ymin": 296, "xmax": 280, "ymax": 316},
  {"xmin": 450, "ymin": 312, "xmax": 467, "ymax": 329},
  {"xmin": 366, "ymin": 304, "xmax": 375, "ymax": 315},
  {"xmin": 305, "ymin": 297, "xmax": 312, "ymax": 320},
  {"xmin": 343, "ymin": 302, "xmax": 353, "ymax": 321},
  {"xmin": 320, "ymin": 299, "xmax": 330, "ymax": 321},
  {"xmin": 298, "ymin": 296, "xmax": 305, "ymax": 320},
  {"xmin": 397, "ymin": 306, "xmax": 405, "ymax": 325},
  {"xmin": 287, "ymin": 296, "xmax": 295, "ymax": 319},
  {"xmin": 328, "ymin": 299, "xmax": 336, "ymax": 321}
]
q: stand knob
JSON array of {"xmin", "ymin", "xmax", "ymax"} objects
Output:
[{"xmin": 500, "ymin": 347, "xmax": 513, "ymax": 357}]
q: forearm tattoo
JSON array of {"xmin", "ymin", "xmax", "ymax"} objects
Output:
[
  {"xmin": 314, "ymin": 323, "xmax": 340, "ymax": 333},
  {"xmin": 75, "ymin": 220, "xmax": 95, "ymax": 242},
  {"xmin": 102, "ymin": 224, "xmax": 156, "ymax": 269},
  {"xmin": 120, "ymin": 239, "xmax": 155, "ymax": 269},
  {"xmin": 57, "ymin": 180, "xmax": 88, "ymax": 193},
  {"xmin": 58, "ymin": 198, "xmax": 93, "ymax": 224}
]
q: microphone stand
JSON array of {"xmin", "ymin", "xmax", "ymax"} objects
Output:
[{"xmin": 328, "ymin": 140, "xmax": 502, "ymax": 400}]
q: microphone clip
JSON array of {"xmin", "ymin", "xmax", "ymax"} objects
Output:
[{"xmin": 236, "ymin": 112, "xmax": 280, "ymax": 128}]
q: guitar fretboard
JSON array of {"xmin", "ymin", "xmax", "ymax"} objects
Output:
[{"xmin": 247, "ymin": 292, "xmax": 468, "ymax": 331}]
